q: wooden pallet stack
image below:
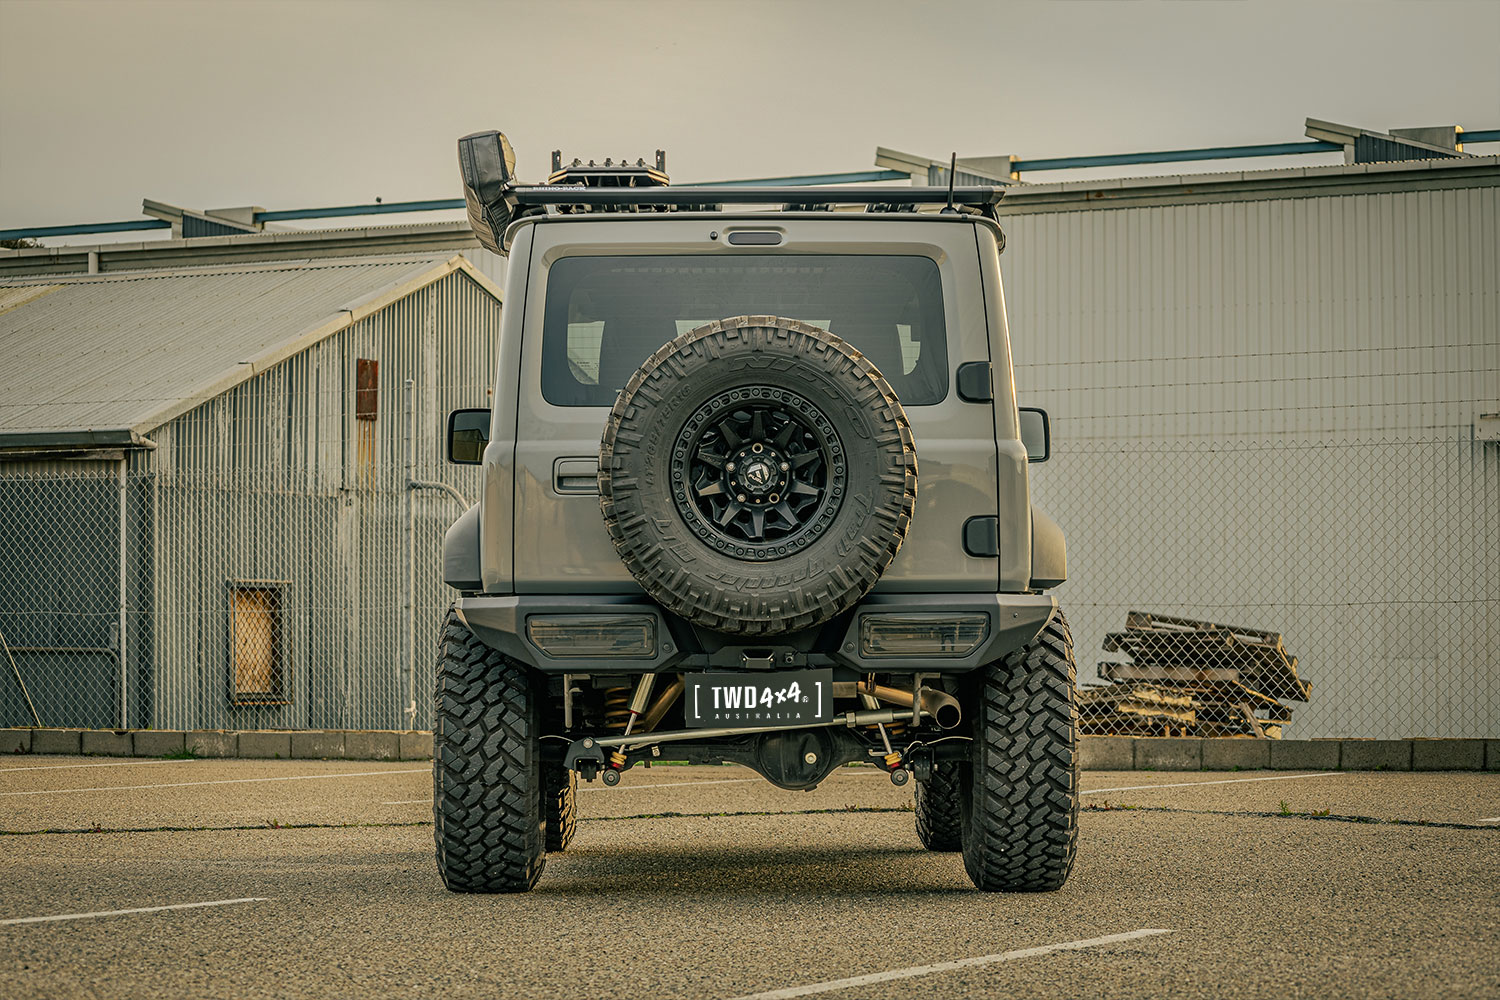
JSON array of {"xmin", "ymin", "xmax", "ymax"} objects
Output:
[{"xmin": 1079, "ymin": 611, "xmax": 1311, "ymax": 739}]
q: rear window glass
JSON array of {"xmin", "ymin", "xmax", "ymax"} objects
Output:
[{"xmin": 540, "ymin": 255, "xmax": 948, "ymax": 406}]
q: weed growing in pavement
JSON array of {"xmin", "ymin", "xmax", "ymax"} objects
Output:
[
  {"xmin": 161, "ymin": 746, "xmax": 199, "ymax": 760},
  {"xmin": 1084, "ymin": 800, "xmax": 1141, "ymax": 812},
  {"xmin": 1279, "ymin": 800, "xmax": 1292, "ymax": 815}
]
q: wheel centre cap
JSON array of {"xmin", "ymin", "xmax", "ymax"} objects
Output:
[{"xmin": 742, "ymin": 457, "xmax": 776, "ymax": 491}]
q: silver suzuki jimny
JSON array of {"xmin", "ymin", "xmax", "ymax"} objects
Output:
[{"xmin": 437, "ymin": 131, "xmax": 1075, "ymax": 894}]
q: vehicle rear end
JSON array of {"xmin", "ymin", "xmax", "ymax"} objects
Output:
[{"xmin": 435, "ymin": 131, "xmax": 1078, "ymax": 894}]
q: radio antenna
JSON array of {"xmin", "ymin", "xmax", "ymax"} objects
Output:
[{"xmin": 944, "ymin": 152, "xmax": 958, "ymax": 212}]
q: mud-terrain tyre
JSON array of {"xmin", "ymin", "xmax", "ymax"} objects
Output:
[
  {"xmin": 433, "ymin": 608, "xmax": 545, "ymax": 892},
  {"xmin": 960, "ymin": 611, "xmax": 1079, "ymax": 892},
  {"xmin": 599, "ymin": 316, "xmax": 917, "ymax": 636},
  {"xmin": 914, "ymin": 760, "xmax": 964, "ymax": 851},
  {"xmin": 543, "ymin": 761, "xmax": 577, "ymax": 852}
]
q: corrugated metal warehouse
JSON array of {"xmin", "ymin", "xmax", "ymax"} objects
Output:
[
  {"xmin": 0, "ymin": 255, "xmax": 501, "ymax": 731},
  {"xmin": 1, "ymin": 143, "xmax": 1495, "ymax": 740},
  {"xmin": 996, "ymin": 156, "xmax": 1498, "ymax": 740}
]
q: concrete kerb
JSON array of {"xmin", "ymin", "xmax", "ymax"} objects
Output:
[
  {"xmin": 1269, "ymin": 739, "xmax": 1341, "ymax": 770},
  {"xmin": 1411, "ymin": 739, "xmax": 1487, "ymax": 771},
  {"xmin": 290, "ymin": 731, "xmax": 346, "ymax": 760},
  {"xmin": 343, "ymin": 731, "xmax": 400, "ymax": 761},
  {"xmin": 1134, "ymin": 738, "xmax": 1203, "ymax": 771},
  {"xmin": 1202, "ymin": 739, "xmax": 1271, "ymax": 771},
  {"xmin": 28, "ymin": 729, "xmax": 82, "ymax": 756},
  {"xmin": 187, "ymin": 730, "xmax": 239, "ymax": 758},
  {"xmin": 0, "ymin": 731, "xmax": 1494, "ymax": 769},
  {"xmin": 399, "ymin": 730, "xmax": 433, "ymax": 761},
  {"xmin": 80, "ymin": 730, "xmax": 134, "ymax": 757},
  {"xmin": 1340, "ymin": 740, "xmax": 1412, "ymax": 771},
  {"xmin": 238, "ymin": 731, "xmax": 292, "ymax": 760},
  {"xmin": 132, "ymin": 730, "xmax": 185, "ymax": 757},
  {"xmin": 1079, "ymin": 736, "xmax": 1133, "ymax": 770}
]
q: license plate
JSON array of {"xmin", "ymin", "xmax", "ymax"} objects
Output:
[{"xmin": 685, "ymin": 669, "xmax": 834, "ymax": 728}]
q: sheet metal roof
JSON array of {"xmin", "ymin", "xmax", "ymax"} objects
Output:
[{"xmin": 0, "ymin": 254, "xmax": 487, "ymax": 449}]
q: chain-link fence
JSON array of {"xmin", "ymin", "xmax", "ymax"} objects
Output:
[
  {"xmin": 2, "ymin": 393, "xmax": 1495, "ymax": 741},
  {"xmin": 0, "ymin": 381, "xmax": 482, "ymax": 734},
  {"xmin": 1035, "ymin": 432, "xmax": 1497, "ymax": 741}
]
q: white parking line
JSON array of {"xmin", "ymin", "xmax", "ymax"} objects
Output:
[
  {"xmin": 1084, "ymin": 772, "xmax": 1343, "ymax": 795},
  {"xmin": 0, "ymin": 768, "xmax": 429, "ymax": 798},
  {"xmin": 0, "ymin": 897, "xmax": 267, "ymax": 926},
  {"xmin": 1479, "ymin": 817, "xmax": 1500, "ymax": 823},
  {"xmin": 723, "ymin": 928, "xmax": 1174, "ymax": 1000},
  {"xmin": 0, "ymin": 759, "xmax": 199, "ymax": 774}
]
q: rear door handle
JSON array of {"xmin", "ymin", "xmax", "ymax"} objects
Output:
[{"xmin": 553, "ymin": 457, "xmax": 600, "ymax": 495}]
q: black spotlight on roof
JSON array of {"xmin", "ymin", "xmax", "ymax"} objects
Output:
[{"xmin": 457, "ymin": 130, "xmax": 519, "ymax": 256}]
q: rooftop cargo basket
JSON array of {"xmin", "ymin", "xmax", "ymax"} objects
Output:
[{"xmin": 456, "ymin": 129, "xmax": 1004, "ymax": 256}]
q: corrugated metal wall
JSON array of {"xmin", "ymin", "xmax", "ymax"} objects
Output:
[
  {"xmin": 140, "ymin": 269, "xmax": 500, "ymax": 730},
  {"xmin": 1001, "ymin": 183, "xmax": 1500, "ymax": 738}
]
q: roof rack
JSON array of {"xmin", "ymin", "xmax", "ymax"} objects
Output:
[
  {"xmin": 512, "ymin": 185, "xmax": 1001, "ymax": 207},
  {"xmin": 457, "ymin": 130, "xmax": 1002, "ymax": 256}
]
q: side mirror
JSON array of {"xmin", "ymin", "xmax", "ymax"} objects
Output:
[
  {"xmin": 447, "ymin": 409, "xmax": 491, "ymax": 465},
  {"xmin": 1019, "ymin": 407, "xmax": 1050, "ymax": 463}
]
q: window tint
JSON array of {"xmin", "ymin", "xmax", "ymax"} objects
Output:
[{"xmin": 541, "ymin": 256, "xmax": 948, "ymax": 406}]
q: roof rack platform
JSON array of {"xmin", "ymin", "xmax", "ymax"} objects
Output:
[{"xmin": 457, "ymin": 130, "xmax": 1002, "ymax": 256}]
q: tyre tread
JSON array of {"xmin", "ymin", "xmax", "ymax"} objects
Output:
[{"xmin": 961, "ymin": 611, "xmax": 1080, "ymax": 892}]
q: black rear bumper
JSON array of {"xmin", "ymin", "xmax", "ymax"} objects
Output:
[{"xmin": 455, "ymin": 591, "xmax": 1056, "ymax": 675}]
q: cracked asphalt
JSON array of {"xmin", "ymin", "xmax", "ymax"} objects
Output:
[{"xmin": 2, "ymin": 756, "xmax": 1496, "ymax": 999}]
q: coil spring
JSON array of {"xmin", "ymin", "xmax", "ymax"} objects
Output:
[{"xmin": 602, "ymin": 687, "xmax": 631, "ymax": 730}]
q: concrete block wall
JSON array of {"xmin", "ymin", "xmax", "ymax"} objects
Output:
[{"xmin": 1, "ymin": 731, "xmax": 1495, "ymax": 770}]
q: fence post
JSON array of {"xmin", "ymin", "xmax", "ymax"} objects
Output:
[
  {"xmin": 117, "ymin": 458, "xmax": 128, "ymax": 729},
  {"xmin": 402, "ymin": 379, "xmax": 416, "ymax": 730}
]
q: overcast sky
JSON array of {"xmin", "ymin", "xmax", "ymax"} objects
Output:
[{"xmin": 2, "ymin": 0, "xmax": 1497, "ymax": 237}]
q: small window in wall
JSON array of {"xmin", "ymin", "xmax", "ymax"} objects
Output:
[{"xmin": 229, "ymin": 583, "xmax": 289, "ymax": 705}]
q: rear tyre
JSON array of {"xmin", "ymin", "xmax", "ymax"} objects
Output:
[
  {"xmin": 959, "ymin": 611, "xmax": 1079, "ymax": 892},
  {"xmin": 914, "ymin": 760, "xmax": 964, "ymax": 851},
  {"xmin": 433, "ymin": 607, "xmax": 545, "ymax": 893},
  {"xmin": 543, "ymin": 761, "xmax": 577, "ymax": 852}
]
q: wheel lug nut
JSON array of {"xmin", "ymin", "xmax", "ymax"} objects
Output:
[
  {"xmin": 780, "ymin": 462, "xmax": 789, "ymax": 471},
  {"xmin": 727, "ymin": 462, "xmax": 736, "ymax": 471},
  {"xmin": 737, "ymin": 494, "xmax": 746, "ymax": 502}
]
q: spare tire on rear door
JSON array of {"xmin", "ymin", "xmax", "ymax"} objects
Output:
[{"xmin": 599, "ymin": 316, "xmax": 917, "ymax": 636}]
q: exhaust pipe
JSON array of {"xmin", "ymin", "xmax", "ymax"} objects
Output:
[{"xmin": 859, "ymin": 681, "xmax": 962, "ymax": 730}]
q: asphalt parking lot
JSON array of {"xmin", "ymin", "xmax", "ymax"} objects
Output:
[{"xmin": 2, "ymin": 756, "xmax": 1496, "ymax": 999}]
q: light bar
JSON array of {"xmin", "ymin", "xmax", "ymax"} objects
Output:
[
  {"xmin": 526, "ymin": 615, "xmax": 657, "ymax": 658},
  {"xmin": 860, "ymin": 614, "xmax": 988, "ymax": 658}
]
